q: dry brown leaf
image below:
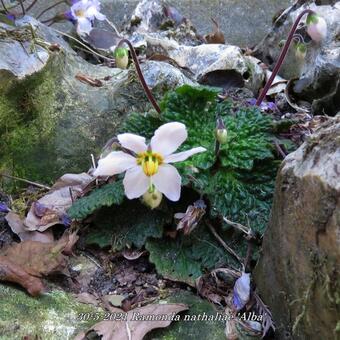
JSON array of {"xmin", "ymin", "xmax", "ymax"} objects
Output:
[
  {"xmin": 79, "ymin": 303, "xmax": 188, "ymax": 340},
  {"xmin": 204, "ymin": 18, "xmax": 225, "ymax": 44},
  {"xmin": 24, "ymin": 173, "xmax": 93, "ymax": 231},
  {"xmin": 0, "ymin": 256, "xmax": 44, "ymax": 296},
  {"xmin": 122, "ymin": 248, "xmax": 147, "ymax": 260},
  {"xmin": 75, "ymin": 292, "xmax": 101, "ymax": 307},
  {"xmin": 5, "ymin": 212, "xmax": 54, "ymax": 243},
  {"xmin": 0, "ymin": 238, "xmax": 69, "ymax": 277},
  {"xmin": 60, "ymin": 231, "xmax": 79, "ymax": 255}
]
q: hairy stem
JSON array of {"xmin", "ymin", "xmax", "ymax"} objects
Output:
[
  {"xmin": 116, "ymin": 39, "xmax": 161, "ymax": 113},
  {"xmin": 256, "ymin": 9, "xmax": 314, "ymax": 106}
]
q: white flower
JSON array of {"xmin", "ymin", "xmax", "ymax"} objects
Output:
[
  {"xmin": 71, "ymin": 0, "xmax": 106, "ymax": 35},
  {"xmin": 306, "ymin": 13, "xmax": 327, "ymax": 42},
  {"xmin": 93, "ymin": 122, "xmax": 206, "ymax": 201}
]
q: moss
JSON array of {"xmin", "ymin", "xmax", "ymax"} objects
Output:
[
  {"xmin": 0, "ymin": 283, "xmax": 101, "ymax": 339},
  {"xmin": 0, "ymin": 55, "xmax": 59, "ymax": 188},
  {"xmin": 145, "ymin": 290, "xmax": 225, "ymax": 340}
]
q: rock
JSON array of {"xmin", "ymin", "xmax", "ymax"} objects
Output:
[
  {"xmin": 254, "ymin": 2, "xmax": 340, "ymax": 115},
  {"xmin": 143, "ymin": 37, "xmax": 265, "ymax": 94},
  {"xmin": 24, "ymin": 0, "xmax": 293, "ymax": 47},
  {"xmin": 254, "ymin": 116, "xmax": 340, "ymax": 339},
  {"xmin": 0, "ymin": 283, "xmax": 101, "ymax": 339},
  {"xmin": 102, "ymin": 0, "xmax": 293, "ymax": 47},
  {"xmin": 0, "ymin": 16, "xmax": 194, "ymax": 184}
]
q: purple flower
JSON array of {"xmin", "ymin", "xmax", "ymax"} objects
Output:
[
  {"xmin": 6, "ymin": 14, "xmax": 16, "ymax": 21},
  {"xmin": 247, "ymin": 98, "xmax": 277, "ymax": 111},
  {"xmin": 247, "ymin": 98, "xmax": 257, "ymax": 106},
  {"xmin": 64, "ymin": 10, "xmax": 76, "ymax": 23},
  {"xmin": 60, "ymin": 214, "xmax": 72, "ymax": 227},
  {"xmin": 33, "ymin": 201, "xmax": 49, "ymax": 218},
  {"xmin": 0, "ymin": 202, "xmax": 9, "ymax": 213},
  {"xmin": 69, "ymin": 0, "xmax": 106, "ymax": 35}
]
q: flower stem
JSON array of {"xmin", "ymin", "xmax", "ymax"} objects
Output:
[
  {"xmin": 117, "ymin": 39, "xmax": 161, "ymax": 114},
  {"xmin": 256, "ymin": 9, "xmax": 314, "ymax": 106}
]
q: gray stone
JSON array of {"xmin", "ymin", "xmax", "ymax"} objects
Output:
[
  {"xmin": 0, "ymin": 16, "xmax": 194, "ymax": 184},
  {"xmin": 25, "ymin": 0, "xmax": 293, "ymax": 47},
  {"xmin": 259, "ymin": 2, "xmax": 340, "ymax": 116},
  {"xmin": 255, "ymin": 116, "xmax": 340, "ymax": 339},
  {"xmin": 143, "ymin": 36, "xmax": 265, "ymax": 94}
]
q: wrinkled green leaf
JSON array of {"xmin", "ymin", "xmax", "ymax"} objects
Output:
[
  {"xmin": 146, "ymin": 224, "xmax": 242, "ymax": 285},
  {"xmin": 85, "ymin": 201, "xmax": 170, "ymax": 250},
  {"xmin": 67, "ymin": 181, "xmax": 124, "ymax": 220}
]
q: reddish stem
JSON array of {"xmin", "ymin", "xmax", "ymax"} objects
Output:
[
  {"xmin": 256, "ymin": 9, "xmax": 314, "ymax": 106},
  {"xmin": 117, "ymin": 39, "xmax": 161, "ymax": 114}
]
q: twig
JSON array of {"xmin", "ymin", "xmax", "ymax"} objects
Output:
[
  {"xmin": 36, "ymin": 0, "xmax": 66, "ymax": 19},
  {"xmin": 25, "ymin": 0, "xmax": 39, "ymax": 12},
  {"xmin": 116, "ymin": 39, "xmax": 161, "ymax": 113},
  {"xmin": 18, "ymin": 0, "xmax": 25, "ymax": 15},
  {"xmin": 274, "ymin": 140, "xmax": 287, "ymax": 158},
  {"xmin": 105, "ymin": 18, "xmax": 121, "ymax": 37},
  {"xmin": 206, "ymin": 219, "xmax": 242, "ymax": 264},
  {"xmin": 53, "ymin": 28, "xmax": 115, "ymax": 62},
  {"xmin": 222, "ymin": 216, "xmax": 251, "ymax": 236},
  {"xmin": 256, "ymin": 9, "xmax": 314, "ymax": 106},
  {"xmin": 0, "ymin": 173, "xmax": 51, "ymax": 190},
  {"xmin": 0, "ymin": 0, "xmax": 9, "ymax": 13}
]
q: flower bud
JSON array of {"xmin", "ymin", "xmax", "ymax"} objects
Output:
[
  {"xmin": 215, "ymin": 117, "xmax": 228, "ymax": 144},
  {"xmin": 142, "ymin": 187, "xmax": 163, "ymax": 209},
  {"xmin": 233, "ymin": 272, "xmax": 251, "ymax": 311},
  {"xmin": 114, "ymin": 47, "xmax": 129, "ymax": 69},
  {"xmin": 306, "ymin": 13, "xmax": 327, "ymax": 42},
  {"xmin": 295, "ymin": 42, "xmax": 307, "ymax": 60}
]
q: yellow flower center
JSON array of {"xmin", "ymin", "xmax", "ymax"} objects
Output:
[
  {"xmin": 75, "ymin": 9, "xmax": 86, "ymax": 18},
  {"xmin": 137, "ymin": 152, "xmax": 164, "ymax": 177}
]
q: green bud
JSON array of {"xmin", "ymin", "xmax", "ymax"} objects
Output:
[
  {"xmin": 215, "ymin": 117, "xmax": 228, "ymax": 144},
  {"xmin": 114, "ymin": 47, "xmax": 129, "ymax": 69},
  {"xmin": 142, "ymin": 187, "xmax": 163, "ymax": 209},
  {"xmin": 306, "ymin": 13, "xmax": 319, "ymax": 25},
  {"xmin": 295, "ymin": 42, "xmax": 307, "ymax": 60}
]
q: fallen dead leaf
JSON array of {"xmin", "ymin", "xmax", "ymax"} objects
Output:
[
  {"xmin": 75, "ymin": 292, "xmax": 101, "ymax": 307},
  {"xmin": 24, "ymin": 173, "xmax": 93, "ymax": 231},
  {"xmin": 0, "ymin": 239, "xmax": 67, "ymax": 276},
  {"xmin": 5, "ymin": 212, "xmax": 54, "ymax": 243},
  {"xmin": 122, "ymin": 248, "xmax": 147, "ymax": 261},
  {"xmin": 0, "ymin": 232, "xmax": 77, "ymax": 295},
  {"xmin": 0, "ymin": 256, "xmax": 44, "ymax": 296},
  {"xmin": 78, "ymin": 303, "xmax": 188, "ymax": 340},
  {"xmin": 204, "ymin": 18, "xmax": 225, "ymax": 44}
]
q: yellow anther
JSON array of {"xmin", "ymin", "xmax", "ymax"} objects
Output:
[{"xmin": 137, "ymin": 152, "xmax": 163, "ymax": 177}]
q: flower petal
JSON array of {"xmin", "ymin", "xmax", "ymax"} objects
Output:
[
  {"xmin": 164, "ymin": 147, "xmax": 206, "ymax": 163},
  {"xmin": 123, "ymin": 166, "xmax": 150, "ymax": 199},
  {"xmin": 118, "ymin": 133, "xmax": 147, "ymax": 154},
  {"xmin": 94, "ymin": 11, "xmax": 106, "ymax": 21},
  {"xmin": 93, "ymin": 151, "xmax": 136, "ymax": 177},
  {"xmin": 152, "ymin": 164, "xmax": 181, "ymax": 201},
  {"xmin": 76, "ymin": 17, "xmax": 93, "ymax": 35},
  {"xmin": 151, "ymin": 122, "xmax": 187, "ymax": 156}
]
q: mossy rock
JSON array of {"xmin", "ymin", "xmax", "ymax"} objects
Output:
[
  {"xmin": 0, "ymin": 283, "xmax": 101, "ymax": 339},
  {"xmin": 146, "ymin": 290, "xmax": 226, "ymax": 340},
  {"xmin": 0, "ymin": 17, "xmax": 193, "ymax": 189}
]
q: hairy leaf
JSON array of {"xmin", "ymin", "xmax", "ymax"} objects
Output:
[
  {"xmin": 85, "ymin": 201, "xmax": 170, "ymax": 250},
  {"xmin": 67, "ymin": 181, "xmax": 124, "ymax": 220},
  {"xmin": 146, "ymin": 224, "xmax": 242, "ymax": 286}
]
